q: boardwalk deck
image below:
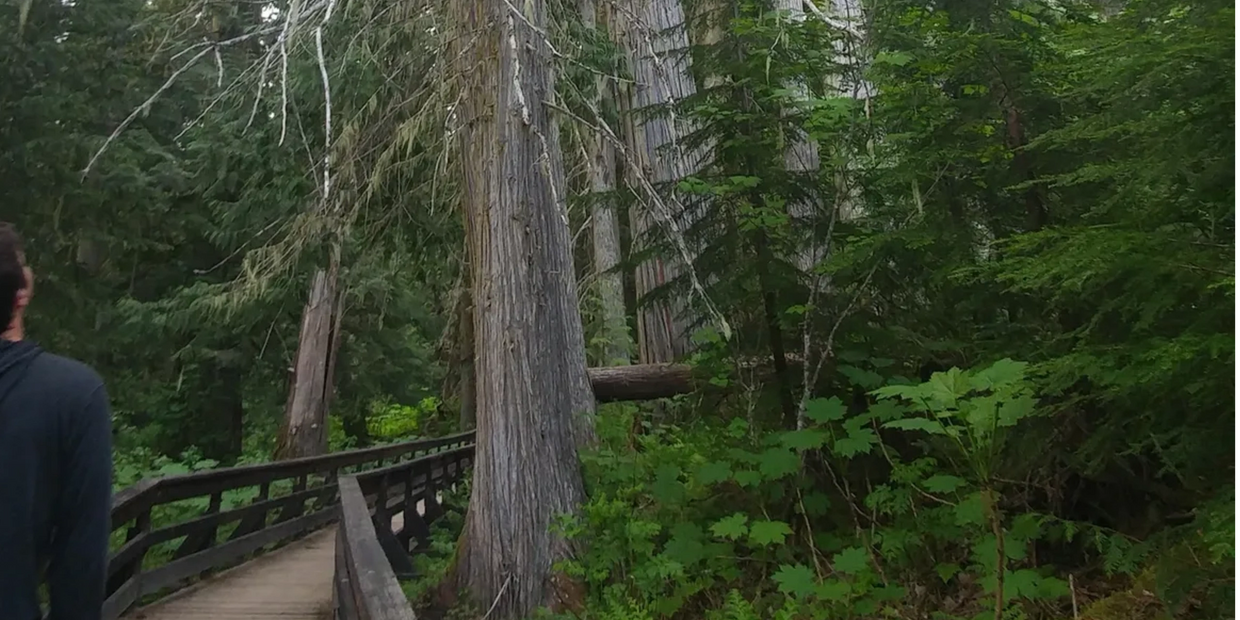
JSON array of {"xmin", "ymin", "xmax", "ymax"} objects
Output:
[
  {"xmin": 123, "ymin": 527, "xmax": 338, "ymax": 620},
  {"xmin": 120, "ymin": 496, "xmax": 437, "ymax": 620}
]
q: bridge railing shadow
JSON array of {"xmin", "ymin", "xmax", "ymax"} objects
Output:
[
  {"xmin": 334, "ymin": 443, "xmax": 474, "ymax": 620},
  {"xmin": 104, "ymin": 430, "xmax": 475, "ymax": 620}
]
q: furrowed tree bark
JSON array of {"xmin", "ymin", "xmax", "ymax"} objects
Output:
[
  {"xmin": 276, "ymin": 247, "xmax": 342, "ymax": 460},
  {"xmin": 613, "ymin": 0, "xmax": 709, "ymax": 363},
  {"xmin": 582, "ymin": 0, "xmax": 632, "ymax": 366},
  {"xmin": 458, "ymin": 284, "xmax": 477, "ymax": 430},
  {"xmin": 452, "ymin": 0, "xmax": 596, "ymax": 615}
]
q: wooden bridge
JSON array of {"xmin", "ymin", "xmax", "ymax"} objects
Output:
[{"xmin": 103, "ymin": 431, "xmax": 477, "ymax": 620}]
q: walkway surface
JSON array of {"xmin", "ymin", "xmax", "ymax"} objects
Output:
[
  {"xmin": 123, "ymin": 527, "xmax": 338, "ymax": 620},
  {"xmin": 121, "ymin": 496, "xmax": 436, "ymax": 620}
]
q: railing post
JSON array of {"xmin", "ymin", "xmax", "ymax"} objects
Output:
[
  {"xmin": 105, "ymin": 506, "xmax": 151, "ymax": 603},
  {"xmin": 396, "ymin": 467, "xmax": 415, "ymax": 552},
  {"xmin": 373, "ymin": 473, "xmax": 391, "ymax": 533},
  {"xmin": 275, "ymin": 475, "xmax": 308, "ymax": 523}
]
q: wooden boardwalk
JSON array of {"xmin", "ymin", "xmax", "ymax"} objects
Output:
[
  {"xmin": 123, "ymin": 527, "xmax": 338, "ymax": 620},
  {"xmin": 122, "ymin": 496, "xmax": 437, "ymax": 620}
]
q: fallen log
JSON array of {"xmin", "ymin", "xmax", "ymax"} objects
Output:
[
  {"xmin": 586, "ymin": 355, "xmax": 803, "ymax": 402},
  {"xmin": 587, "ymin": 363, "xmax": 694, "ymax": 402}
]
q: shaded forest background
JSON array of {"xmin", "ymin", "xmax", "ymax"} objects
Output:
[{"xmin": 0, "ymin": 0, "xmax": 1232, "ymax": 617}]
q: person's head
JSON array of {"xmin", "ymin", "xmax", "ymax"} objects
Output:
[{"xmin": 0, "ymin": 223, "xmax": 31, "ymax": 340}]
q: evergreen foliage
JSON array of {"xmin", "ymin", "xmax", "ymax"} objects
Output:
[{"xmin": 0, "ymin": 0, "xmax": 1230, "ymax": 616}]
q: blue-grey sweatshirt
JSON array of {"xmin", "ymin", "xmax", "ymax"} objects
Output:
[{"xmin": 0, "ymin": 340, "xmax": 113, "ymax": 620}]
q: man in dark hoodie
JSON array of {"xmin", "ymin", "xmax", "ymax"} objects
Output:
[{"xmin": 0, "ymin": 223, "xmax": 113, "ymax": 620}]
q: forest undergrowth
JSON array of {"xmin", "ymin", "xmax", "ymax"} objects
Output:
[{"xmin": 405, "ymin": 356, "xmax": 1232, "ymax": 620}]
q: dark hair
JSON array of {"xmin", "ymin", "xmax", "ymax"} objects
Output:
[{"xmin": 0, "ymin": 223, "xmax": 26, "ymax": 330}]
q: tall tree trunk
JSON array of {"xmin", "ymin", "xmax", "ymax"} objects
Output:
[
  {"xmin": 614, "ymin": 0, "xmax": 708, "ymax": 363},
  {"xmin": 582, "ymin": 0, "xmax": 631, "ymax": 366},
  {"xmin": 452, "ymin": 0, "xmax": 596, "ymax": 615},
  {"xmin": 777, "ymin": 0, "xmax": 824, "ymax": 280},
  {"xmin": 276, "ymin": 245, "xmax": 343, "ymax": 459},
  {"xmin": 221, "ymin": 363, "xmax": 245, "ymax": 460}
]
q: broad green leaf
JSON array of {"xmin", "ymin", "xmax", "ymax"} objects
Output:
[
  {"xmin": 1009, "ymin": 512, "xmax": 1043, "ymax": 542},
  {"xmin": 884, "ymin": 417, "xmax": 949, "ymax": 435},
  {"xmin": 710, "ymin": 513, "xmax": 749, "ymax": 540},
  {"xmin": 867, "ymin": 399, "xmax": 906, "ymax": 422},
  {"xmin": 815, "ymin": 579, "xmax": 851, "ymax": 602},
  {"xmin": 871, "ymin": 384, "xmax": 918, "ymax": 401},
  {"xmin": 873, "ymin": 50, "xmax": 914, "ymax": 66},
  {"xmin": 726, "ymin": 417, "xmax": 749, "ymax": 438},
  {"xmin": 733, "ymin": 470, "xmax": 763, "ymax": 487},
  {"xmin": 664, "ymin": 529, "xmax": 706, "ymax": 566},
  {"xmin": 839, "ymin": 364, "xmax": 884, "ymax": 389},
  {"xmin": 998, "ymin": 394, "xmax": 1036, "ymax": 426},
  {"xmin": 696, "ymin": 460, "xmax": 733, "ymax": 485},
  {"xmin": 652, "ymin": 464, "xmax": 685, "ymax": 504},
  {"xmin": 954, "ymin": 492, "xmax": 987, "ymax": 526},
  {"xmin": 927, "ymin": 368, "xmax": 969, "ymax": 406},
  {"xmin": 1004, "ymin": 568, "xmax": 1044, "ymax": 600},
  {"xmin": 779, "ymin": 429, "xmax": 829, "ymax": 451},
  {"xmin": 934, "ymin": 562, "xmax": 960, "ymax": 583},
  {"xmin": 922, "ymin": 474, "xmax": 968, "ymax": 493},
  {"xmin": 964, "ymin": 394, "xmax": 999, "ymax": 434},
  {"xmin": 1037, "ymin": 575, "xmax": 1071, "ymax": 598},
  {"xmin": 759, "ymin": 448, "xmax": 801, "ymax": 479},
  {"xmin": 748, "ymin": 520, "xmax": 793, "ymax": 546},
  {"xmin": 969, "ymin": 358, "xmax": 1028, "ymax": 391},
  {"xmin": 806, "ymin": 396, "xmax": 847, "ymax": 423},
  {"xmin": 831, "ymin": 546, "xmax": 870, "ymax": 575},
  {"xmin": 772, "ymin": 563, "xmax": 817, "ymax": 598},
  {"xmin": 833, "ymin": 428, "xmax": 876, "ymax": 458}
]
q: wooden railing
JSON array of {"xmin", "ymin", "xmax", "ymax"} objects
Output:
[
  {"xmin": 104, "ymin": 431, "xmax": 475, "ymax": 620},
  {"xmin": 334, "ymin": 443, "xmax": 475, "ymax": 620}
]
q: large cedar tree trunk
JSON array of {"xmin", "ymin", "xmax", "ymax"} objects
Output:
[
  {"xmin": 451, "ymin": 0, "xmax": 596, "ymax": 615},
  {"xmin": 614, "ymin": 0, "xmax": 708, "ymax": 363}
]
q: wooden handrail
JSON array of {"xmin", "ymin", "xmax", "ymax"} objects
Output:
[
  {"xmin": 336, "ymin": 477, "xmax": 416, "ymax": 620},
  {"xmin": 334, "ymin": 444, "xmax": 475, "ymax": 620},
  {"xmin": 103, "ymin": 431, "xmax": 475, "ymax": 620}
]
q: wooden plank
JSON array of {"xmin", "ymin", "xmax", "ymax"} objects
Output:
[
  {"xmin": 338, "ymin": 476, "xmax": 417, "ymax": 620},
  {"xmin": 122, "ymin": 527, "xmax": 338, "ymax": 620},
  {"xmin": 135, "ymin": 506, "xmax": 337, "ymax": 601},
  {"xmin": 102, "ymin": 576, "xmax": 140, "ymax": 620},
  {"xmin": 334, "ymin": 532, "xmax": 358, "ymax": 620}
]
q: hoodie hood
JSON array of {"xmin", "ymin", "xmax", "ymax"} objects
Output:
[{"xmin": 0, "ymin": 340, "xmax": 42, "ymax": 406}]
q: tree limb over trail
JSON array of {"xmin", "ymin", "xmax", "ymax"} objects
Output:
[{"xmin": 587, "ymin": 356, "xmax": 803, "ymax": 402}]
